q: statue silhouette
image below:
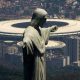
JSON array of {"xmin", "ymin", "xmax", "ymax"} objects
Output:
[{"xmin": 22, "ymin": 8, "xmax": 58, "ymax": 80}]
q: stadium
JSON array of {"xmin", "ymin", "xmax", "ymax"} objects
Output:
[{"xmin": 0, "ymin": 19, "xmax": 80, "ymax": 67}]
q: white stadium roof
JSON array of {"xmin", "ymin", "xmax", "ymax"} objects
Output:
[{"xmin": 0, "ymin": 19, "xmax": 80, "ymax": 36}]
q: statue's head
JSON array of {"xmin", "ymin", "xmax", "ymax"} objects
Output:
[{"xmin": 31, "ymin": 8, "xmax": 48, "ymax": 27}]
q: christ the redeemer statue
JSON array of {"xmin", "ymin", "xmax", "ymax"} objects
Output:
[{"xmin": 22, "ymin": 8, "xmax": 58, "ymax": 80}]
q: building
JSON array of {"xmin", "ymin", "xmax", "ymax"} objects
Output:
[
  {"xmin": 46, "ymin": 40, "xmax": 69, "ymax": 68},
  {"xmin": 66, "ymin": 0, "xmax": 76, "ymax": 4},
  {"xmin": 50, "ymin": 34, "xmax": 80, "ymax": 66}
]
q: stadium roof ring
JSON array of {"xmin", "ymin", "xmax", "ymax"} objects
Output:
[{"xmin": 0, "ymin": 19, "xmax": 80, "ymax": 36}]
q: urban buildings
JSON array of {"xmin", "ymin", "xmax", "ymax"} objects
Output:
[
  {"xmin": 0, "ymin": 0, "xmax": 79, "ymax": 19},
  {"xmin": 50, "ymin": 34, "xmax": 80, "ymax": 67}
]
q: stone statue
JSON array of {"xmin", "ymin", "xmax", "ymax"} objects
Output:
[{"xmin": 22, "ymin": 8, "xmax": 58, "ymax": 80}]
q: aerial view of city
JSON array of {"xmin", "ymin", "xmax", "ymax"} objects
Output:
[{"xmin": 0, "ymin": 0, "xmax": 80, "ymax": 80}]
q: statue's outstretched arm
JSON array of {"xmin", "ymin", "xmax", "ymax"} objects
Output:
[{"xmin": 48, "ymin": 25, "xmax": 58, "ymax": 32}]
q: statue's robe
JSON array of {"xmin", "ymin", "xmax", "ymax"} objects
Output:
[{"xmin": 23, "ymin": 26, "xmax": 51, "ymax": 80}]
